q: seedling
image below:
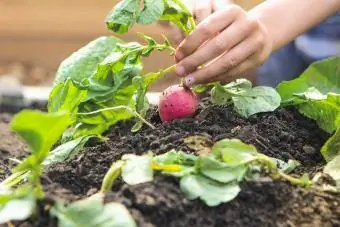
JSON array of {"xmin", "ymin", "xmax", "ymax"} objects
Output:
[{"xmin": 100, "ymin": 139, "xmax": 310, "ymax": 206}]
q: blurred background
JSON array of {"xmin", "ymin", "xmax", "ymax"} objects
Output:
[{"xmin": 0, "ymin": 0, "xmax": 262, "ymax": 92}]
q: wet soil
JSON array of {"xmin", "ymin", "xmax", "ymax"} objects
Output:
[{"xmin": 1, "ymin": 101, "xmax": 340, "ymax": 227}]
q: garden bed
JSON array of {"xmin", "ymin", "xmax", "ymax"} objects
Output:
[{"xmin": 1, "ymin": 100, "xmax": 340, "ymax": 227}]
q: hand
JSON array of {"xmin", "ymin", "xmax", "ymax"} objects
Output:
[
  {"xmin": 162, "ymin": 0, "xmax": 234, "ymax": 44},
  {"xmin": 175, "ymin": 5, "xmax": 273, "ymax": 86}
]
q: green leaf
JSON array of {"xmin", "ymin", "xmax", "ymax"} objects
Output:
[
  {"xmin": 122, "ymin": 154, "xmax": 153, "ymax": 185},
  {"xmin": 211, "ymin": 80, "xmax": 281, "ymax": 117},
  {"xmin": 153, "ymin": 150, "xmax": 197, "ymax": 165},
  {"xmin": 0, "ymin": 171, "xmax": 29, "ymax": 188},
  {"xmin": 131, "ymin": 76, "xmax": 150, "ymax": 132},
  {"xmin": 160, "ymin": 0, "xmax": 194, "ymax": 34},
  {"xmin": 272, "ymin": 159, "xmax": 300, "ymax": 174},
  {"xmin": 106, "ymin": 0, "xmax": 194, "ymax": 34},
  {"xmin": 180, "ymin": 174, "xmax": 241, "ymax": 206},
  {"xmin": 42, "ymin": 135, "xmax": 94, "ymax": 167},
  {"xmin": 198, "ymin": 155, "xmax": 247, "ymax": 183},
  {"xmin": 73, "ymin": 38, "xmax": 171, "ymax": 136},
  {"xmin": 106, "ymin": 0, "xmax": 140, "ymax": 34},
  {"xmin": 232, "ymin": 86, "xmax": 281, "ymax": 117},
  {"xmin": 11, "ymin": 110, "xmax": 72, "ymax": 163},
  {"xmin": 321, "ymin": 127, "xmax": 340, "ymax": 162},
  {"xmin": 324, "ymin": 154, "xmax": 340, "ymax": 190},
  {"xmin": 153, "ymin": 150, "xmax": 197, "ymax": 177},
  {"xmin": 0, "ymin": 196, "xmax": 35, "ymax": 224},
  {"xmin": 211, "ymin": 83, "xmax": 232, "ymax": 105},
  {"xmin": 48, "ymin": 79, "xmax": 86, "ymax": 113},
  {"xmin": 0, "ymin": 186, "xmax": 35, "ymax": 224},
  {"xmin": 277, "ymin": 56, "xmax": 340, "ymax": 105},
  {"xmin": 55, "ymin": 36, "xmax": 121, "ymax": 83},
  {"xmin": 137, "ymin": 0, "xmax": 164, "ymax": 24},
  {"xmin": 51, "ymin": 197, "xmax": 136, "ymax": 227},
  {"xmin": 101, "ymin": 161, "xmax": 125, "ymax": 193},
  {"xmin": 298, "ymin": 93, "xmax": 340, "ymax": 133},
  {"xmin": 212, "ymin": 139, "xmax": 259, "ymax": 165}
]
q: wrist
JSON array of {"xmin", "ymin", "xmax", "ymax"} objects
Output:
[{"xmin": 248, "ymin": 2, "xmax": 285, "ymax": 52}]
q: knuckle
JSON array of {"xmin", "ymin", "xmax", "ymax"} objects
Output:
[
  {"xmin": 198, "ymin": 21, "xmax": 213, "ymax": 36},
  {"xmin": 247, "ymin": 18, "xmax": 260, "ymax": 31},
  {"xmin": 182, "ymin": 59, "xmax": 197, "ymax": 72},
  {"xmin": 214, "ymin": 36, "xmax": 227, "ymax": 53},
  {"xmin": 223, "ymin": 56, "xmax": 239, "ymax": 69},
  {"xmin": 227, "ymin": 5, "xmax": 243, "ymax": 15},
  {"xmin": 177, "ymin": 43, "xmax": 192, "ymax": 56},
  {"xmin": 254, "ymin": 34, "xmax": 265, "ymax": 48}
]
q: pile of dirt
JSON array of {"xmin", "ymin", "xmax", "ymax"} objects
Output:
[{"xmin": 1, "ymin": 102, "xmax": 340, "ymax": 227}]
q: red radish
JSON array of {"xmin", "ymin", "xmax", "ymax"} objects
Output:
[{"xmin": 159, "ymin": 84, "xmax": 199, "ymax": 121}]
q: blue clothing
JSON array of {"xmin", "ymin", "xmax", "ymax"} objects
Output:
[{"xmin": 257, "ymin": 13, "xmax": 340, "ymax": 87}]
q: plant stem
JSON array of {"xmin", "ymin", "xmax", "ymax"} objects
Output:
[
  {"xmin": 188, "ymin": 17, "xmax": 196, "ymax": 31},
  {"xmin": 100, "ymin": 161, "xmax": 124, "ymax": 193},
  {"xmin": 162, "ymin": 64, "xmax": 176, "ymax": 75},
  {"xmin": 278, "ymin": 171, "xmax": 311, "ymax": 187},
  {"xmin": 77, "ymin": 106, "xmax": 155, "ymax": 129}
]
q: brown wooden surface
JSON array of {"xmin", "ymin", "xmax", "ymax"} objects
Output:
[{"xmin": 0, "ymin": 0, "xmax": 262, "ymax": 90}]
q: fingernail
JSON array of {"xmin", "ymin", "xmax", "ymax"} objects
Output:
[
  {"xmin": 185, "ymin": 75, "xmax": 195, "ymax": 87},
  {"xmin": 176, "ymin": 65, "xmax": 186, "ymax": 76},
  {"xmin": 175, "ymin": 51, "xmax": 184, "ymax": 62}
]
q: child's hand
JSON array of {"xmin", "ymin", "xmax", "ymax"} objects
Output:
[
  {"xmin": 175, "ymin": 5, "xmax": 273, "ymax": 86},
  {"xmin": 163, "ymin": 0, "xmax": 233, "ymax": 44}
]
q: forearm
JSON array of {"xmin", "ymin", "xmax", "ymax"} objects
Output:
[{"xmin": 250, "ymin": 0, "xmax": 340, "ymax": 51}]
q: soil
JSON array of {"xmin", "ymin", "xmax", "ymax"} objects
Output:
[{"xmin": 1, "ymin": 100, "xmax": 340, "ymax": 227}]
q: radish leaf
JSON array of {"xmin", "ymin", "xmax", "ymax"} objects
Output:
[
  {"xmin": 51, "ymin": 196, "xmax": 136, "ymax": 227},
  {"xmin": 324, "ymin": 154, "xmax": 340, "ymax": 190},
  {"xmin": 102, "ymin": 139, "xmax": 307, "ymax": 206},
  {"xmin": 277, "ymin": 57, "xmax": 340, "ymax": 105},
  {"xmin": 122, "ymin": 154, "xmax": 153, "ymax": 185},
  {"xmin": 42, "ymin": 135, "xmax": 94, "ymax": 167},
  {"xmin": 48, "ymin": 79, "xmax": 86, "ymax": 113},
  {"xmin": 321, "ymin": 127, "xmax": 340, "ymax": 162},
  {"xmin": 55, "ymin": 36, "xmax": 121, "ymax": 84},
  {"xmin": 138, "ymin": 0, "xmax": 165, "ymax": 24},
  {"xmin": 198, "ymin": 156, "xmax": 247, "ymax": 183},
  {"xmin": 180, "ymin": 174, "xmax": 241, "ymax": 206},
  {"xmin": 106, "ymin": 0, "xmax": 194, "ymax": 34},
  {"xmin": 211, "ymin": 80, "xmax": 281, "ymax": 117},
  {"xmin": 11, "ymin": 110, "xmax": 72, "ymax": 165},
  {"xmin": 0, "ymin": 186, "xmax": 35, "ymax": 224}
]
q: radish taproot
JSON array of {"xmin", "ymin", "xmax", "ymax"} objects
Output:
[{"xmin": 159, "ymin": 84, "xmax": 199, "ymax": 121}]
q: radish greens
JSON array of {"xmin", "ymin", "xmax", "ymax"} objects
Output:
[{"xmin": 101, "ymin": 139, "xmax": 309, "ymax": 206}]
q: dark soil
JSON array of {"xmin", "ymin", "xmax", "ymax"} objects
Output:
[
  {"xmin": 1, "ymin": 101, "xmax": 340, "ymax": 227},
  {"xmin": 0, "ymin": 113, "xmax": 28, "ymax": 182}
]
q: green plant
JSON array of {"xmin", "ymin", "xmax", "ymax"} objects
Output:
[
  {"xmin": 277, "ymin": 57, "xmax": 340, "ymax": 162},
  {"xmin": 100, "ymin": 139, "xmax": 308, "ymax": 206}
]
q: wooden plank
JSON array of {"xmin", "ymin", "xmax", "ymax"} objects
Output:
[{"xmin": 0, "ymin": 0, "xmax": 167, "ymax": 39}]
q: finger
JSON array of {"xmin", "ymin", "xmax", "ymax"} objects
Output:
[
  {"xmin": 197, "ymin": 53, "xmax": 260, "ymax": 84},
  {"xmin": 175, "ymin": 5, "xmax": 244, "ymax": 62},
  {"xmin": 183, "ymin": 32, "xmax": 264, "ymax": 86},
  {"xmin": 227, "ymin": 52, "xmax": 262, "ymax": 78},
  {"xmin": 170, "ymin": 26, "xmax": 185, "ymax": 44},
  {"xmin": 176, "ymin": 16, "xmax": 258, "ymax": 76},
  {"xmin": 212, "ymin": 0, "xmax": 234, "ymax": 11},
  {"xmin": 222, "ymin": 54, "xmax": 262, "ymax": 80},
  {"xmin": 194, "ymin": 0, "xmax": 213, "ymax": 23}
]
